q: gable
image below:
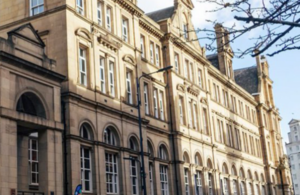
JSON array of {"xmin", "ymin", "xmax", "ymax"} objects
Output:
[
  {"xmin": 289, "ymin": 119, "xmax": 300, "ymax": 125},
  {"xmin": 8, "ymin": 23, "xmax": 45, "ymax": 47}
]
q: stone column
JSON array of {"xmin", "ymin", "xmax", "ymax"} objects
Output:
[
  {"xmin": 0, "ymin": 118, "xmax": 18, "ymax": 195},
  {"xmin": 39, "ymin": 129, "xmax": 63, "ymax": 195},
  {"xmin": 17, "ymin": 134, "xmax": 29, "ymax": 191}
]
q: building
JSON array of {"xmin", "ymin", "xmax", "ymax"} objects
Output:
[
  {"xmin": 286, "ymin": 119, "xmax": 300, "ymax": 195},
  {"xmin": 0, "ymin": 0, "xmax": 292, "ymax": 195}
]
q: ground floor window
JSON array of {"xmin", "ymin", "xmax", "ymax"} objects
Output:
[
  {"xmin": 208, "ymin": 173, "xmax": 214, "ymax": 195},
  {"xmin": 80, "ymin": 147, "xmax": 92, "ymax": 192},
  {"xmin": 160, "ymin": 165, "xmax": 169, "ymax": 195},
  {"xmin": 29, "ymin": 137, "xmax": 39, "ymax": 185},
  {"xmin": 130, "ymin": 159, "xmax": 138, "ymax": 195},
  {"xmin": 105, "ymin": 152, "xmax": 118, "ymax": 193},
  {"xmin": 195, "ymin": 171, "xmax": 203, "ymax": 195}
]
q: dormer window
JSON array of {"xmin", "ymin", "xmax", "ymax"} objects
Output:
[{"xmin": 30, "ymin": 0, "xmax": 44, "ymax": 16}]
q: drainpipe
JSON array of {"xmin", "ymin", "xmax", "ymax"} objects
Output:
[
  {"xmin": 62, "ymin": 100, "xmax": 68, "ymax": 195},
  {"xmin": 163, "ymin": 45, "xmax": 180, "ymax": 195}
]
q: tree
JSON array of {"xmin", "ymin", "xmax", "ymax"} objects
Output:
[{"xmin": 196, "ymin": 0, "xmax": 300, "ymax": 57}]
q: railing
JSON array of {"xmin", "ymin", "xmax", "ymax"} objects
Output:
[{"xmin": 17, "ymin": 191, "xmax": 44, "ymax": 195}]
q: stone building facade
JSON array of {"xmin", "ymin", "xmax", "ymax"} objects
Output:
[
  {"xmin": 0, "ymin": 0, "xmax": 292, "ymax": 195},
  {"xmin": 286, "ymin": 119, "xmax": 300, "ymax": 195}
]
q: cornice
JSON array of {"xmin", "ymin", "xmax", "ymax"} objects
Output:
[
  {"xmin": 163, "ymin": 33, "xmax": 209, "ymax": 66},
  {"xmin": 139, "ymin": 17, "xmax": 165, "ymax": 40},
  {"xmin": 208, "ymin": 65, "xmax": 258, "ymax": 106},
  {"xmin": 112, "ymin": 0, "xmax": 144, "ymax": 17}
]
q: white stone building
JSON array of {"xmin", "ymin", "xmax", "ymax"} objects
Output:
[{"xmin": 286, "ymin": 119, "xmax": 300, "ymax": 195}]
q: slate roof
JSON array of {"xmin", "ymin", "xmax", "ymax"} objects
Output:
[
  {"xmin": 206, "ymin": 54, "xmax": 219, "ymax": 69},
  {"xmin": 206, "ymin": 53, "xmax": 259, "ymax": 95},
  {"xmin": 234, "ymin": 66, "xmax": 259, "ymax": 94},
  {"xmin": 146, "ymin": 6, "xmax": 175, "ymax": 22}
]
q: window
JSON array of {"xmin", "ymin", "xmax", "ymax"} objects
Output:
[
  {"xmin": 183, "ymin": 24, "xmax": 188, "ymax": 39},
  {"xmin": 109, "ymin": 61, "xmax": 115, "ymax": 97},
  {"xmin": 198, "ymin": 69, "xmax": 203, "ymax": 88},
  {"xmin": 106, "ymin": 7, "xmax": 112, "ymax": 32},
  {"xmin": 140, "ymin": 35, "xmax": 145, "ymax": 58},
  {"xmin": 295, "ymin": 135, "xmax": 299, "ymax": 141},
  {"xmin": 261, "ymin": 186, "xmax": 266, "ymax": 195},
  {"xmin": 179, "ymin": 97, "xmax": 184, "ymax": 125},
  {"xmin": 30, "ymin": 0, "xmax": 44, "ymax": 16},
  {"xmin": 144, "ymin": 83, "xmax": 149, "ymax": 115},
  {"xmin": 126, "ymin": 71, "xmax": 133, "ymax": 104},
  {"xmin": 248, "ymin": 183, "xmax": 253, "ymax": 195},
  {"xmin": 150, "ymin": 42, "xmax": 154, "ymax": 63},
  {"xmin": 97, "ymin": 2, "xmax": 102, "ymax": 25},
  {"xmin": 174, "ymin": 54, "xmax": 179, "ymax": 73},
  {"xmin": 122, "ymin": 18, "xmax": 129, "ymax": 42},
  {"xmin": 223, "ymin": 178, "xmax": 229, "ymax": 195},
  {"xmin": 79, "ymin": 48, "xmax": 87, "ymax": 86},
  {"xmin": 217, "ymin": 119, "xmax": 224, "ymax": 143},
  {"xmin": 160, "ymin": 165, "xmax": 169, "ymax": 195},
  {"xmin": 208, "ymin": 173, "xmax": 214, "ymax": 195},
  {"xmin": 240, "ymin": 182, "xmax": 246, "ymax": 195},
  {"xmin": 232, "ymin": 180, "xmax": 238, "ymax": 195},
  {"xmin": 29, "ymin": 138, "xmax": 39, "ymax": 185},
  {"xmin": 80, "ymin": 123, "xmax": 91, "ymax": 140},
  {"xmin": 216, "ymin": 86, "xmax": 220, "ymax": 103},
  {"xmin": 159, "ymin": 91, "xmax": 164, "ymax": 120},
  {"xmin": 129, "ymin": 137, "xmax": 138, "ymax": 151},
  {"xmin": 149, "ymin": 163, "xmax": 154, "ymax": 195},
  {"xmin": 155, "ymin": 45, "xmax": 160, "ymax": 67},
  {"xmin": 81, "ymin": 147, "xmax": 92, "ymax": 192},
  {"xmin": 76, "ymin": 0, "xmax": 84, "ymax": 15},
  {"xmin": 99, "ymin": 57, "xmax": 106, "ymax": 93},
  {"xmin": 188, "ymin": 101, "xmax": 193, "ymax": 128},
  {"xmin": 193, "ymin": 103, "xmax": 198, "ymax": 130},
  {"xmin": 153, "ymin": 89, "xmax": 159, "ymax": 118},
  {"xmin": 159, "ymin": 145, "xmax": 168, "ymax": 160},
  {"xmin": 213, "ymin": 84, "xmax": 217, "ymax": 101},
  {"xmin": 184, "ymin": 168, "xmax": 190, "ymax": 195},
  {"xmin": 105, "ymin": 153, "xmax": 118, "ymax": 193},
  {"xmin": 290, "ymin": 147, "xmax": 292, "ymax": 151},
  {"xmin": 202, "ymin": 108, "xmax": 208, "ymax": 134},
  {"xmin": 184, "ymin": 60, "xmax": 188, "ymax": 79},
  {"xmin": 104, "ymin": 128, "xmax": 117, "ymax": 146},
  {"xmin": 195, "ymin": 171, "xmax": 203, "ymax": 195},
  {"xmin": 189, "ymin": 63, "xmax": 193, "ymax": 82},
  {"xmin": 130, "ymin": 159, "xmax": 138, "ymax": 195}
]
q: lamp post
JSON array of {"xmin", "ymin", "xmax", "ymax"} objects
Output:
[{"xmin": 136, "ymin": 66, "xmax": 173, "ymax": 195}]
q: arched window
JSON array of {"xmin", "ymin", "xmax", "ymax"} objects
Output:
[
  {"xmin": 16, "ymin": 92, "xmax": 46, "ymax": 118},
  {"xmin": 158, "ymin": 144, "xmax": 168, "ymax": 160},
  {"xmin": 147, "ymin": 140, "xmax": 154, "ymax": 157},
  {"xmin": 183, "ymin": 152, "xmax": 190, "ymax": 163},
  {"xmin": 261, "ymin": 173, "xmax": 265, "ymax": 182},
  {"xmin": 80, "ymin": 123, "xmax": 92, "ymax": 140},
  {"xmin": 239, "ymin": 168, "xmax": 245, "ymax": 178},
  {"xmin": 254, "ymin": 172, "xmax": 259, "ymax": 181},
  {"xmin": 195, "ymin": 153, "xmax": 202, "ymax": 166},
  {"xmin": 104, "ymin": 126, "xmax": 118, "ymax": 146},
  {"xmin": 248, "ymin": 170, "xmax": 252, "ymax": 180},
  {"xmin": 129, "ymin": 136, "xmax": 139, "ymax": 151},
  {"xmin": 231, "ymin": 166, "xmax": 237, "ymax": 176},
  {"xmin": 207, "ymin": 159, "xmax": 213, "ymax": 169},
  {"xmin": 222, "ymin": 163, "xmax": 228, "ymax": 174}
]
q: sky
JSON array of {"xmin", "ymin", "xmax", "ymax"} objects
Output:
[{"xmin": 138, "ymin": 0, "xmax": 300, "ymax": 152}]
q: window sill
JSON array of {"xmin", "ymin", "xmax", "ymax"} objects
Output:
[{"xmin": 29, "ymin": 185, "xmax": 39, "ymax": 191}]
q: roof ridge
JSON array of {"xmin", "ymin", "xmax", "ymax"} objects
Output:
[
  {"xmin": 145, "ymin": 6, "xmax": 174, "ymax": 15},
  {"xmin": 234, "ymin": 65, "xmax": 256, "ymax": 71}
]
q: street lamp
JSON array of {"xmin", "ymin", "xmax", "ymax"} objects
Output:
[{"xmin": 136, "ymin": 65, "xmax": 173, "ymax": 195}]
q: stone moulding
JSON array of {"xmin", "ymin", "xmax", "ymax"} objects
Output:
[
  {"xmin": 97, "ymin": 35, "xmax": 122, "ymax": 52},
  {"xmin": 187, "ymin": 86, "xmax": 200, "ymax": 97},
  {"xmin": 177, "ymin": 84, "xmax": 186, "ymax": 92}
]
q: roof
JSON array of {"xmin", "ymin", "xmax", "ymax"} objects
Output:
[
  {"xmin": 234, "ymin": 66, "xmax": 259, "ymax": 94},
  {"xmin": 206, "ymin": 54, "xmax": 219, "ymax": 69},
  {"xmin": 146, "ymin": 6, "xmax": 175, "ymax": 22},
  {"xmin": 289, "ymin": 119, "xmax": 300, "ymax": 125}
]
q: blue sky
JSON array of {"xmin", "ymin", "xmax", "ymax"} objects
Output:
[{"xmin": 138, "ymin": 0, "xmax": 300, "ymax": 151}]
